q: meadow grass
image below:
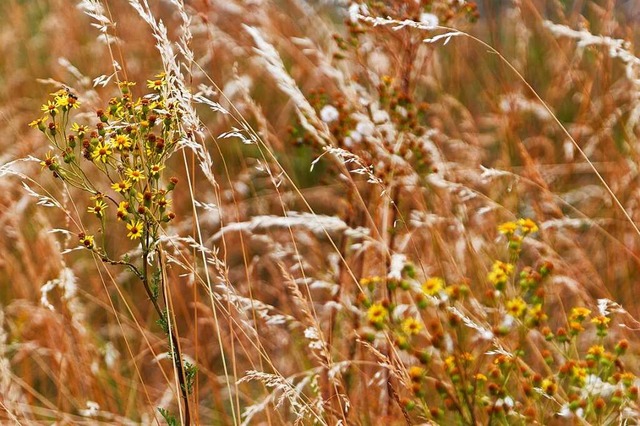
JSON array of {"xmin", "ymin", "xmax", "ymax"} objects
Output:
[{"xmin": 2, "ymin": 0, "xmax": 640, "ymax": 424}]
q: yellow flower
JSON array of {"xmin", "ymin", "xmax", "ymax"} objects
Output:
[
  {"xmin": 621, "ymin": 372, "xmax": 635, "ymax": 386},
  {"xmin": 488, "ymin": 261, "xmax": 513, "ymax": 288},
  {"xmin": 569, "ymin": 307, "xmax": 591, "ymax": 322},
  {"xmin": 87, "ymin": 200, "xmax": 108, "ymax": 217},
  {"xmin": 39, "ymin": 151, "xmax": 56, "ymax": 170},
  {"xmin": 506, "ymin": 297, "xmax": 527, "ymax": 318},
  {"xmin": 422, "ymin": 277, "xmax": 444, "ymax": 296},
  {"xmin": 156, "ymin": 195, "xmax": 171, "ymax": 209},
  {"xmin": 527, "ymin": 304, "xmax": 548, "ymax": 324},
  {"xmin": 70, "ymin": 122, "xmax": 88, "ymax": 134},
  {"xmin": 517, "ymin": 218, "xmax": 538, "ymax": 234},
  {"xmin": 569, "ymin": 320, "xmax": 584, "ymax": 334},
  {"xmin": 367, "ymin": 303, "xmax": 387, "ymax": 324},
  {"xmin": 587, "ymin": 345, "xmax": 606, "ymax": 357},
  {"xmin": 571, "ymin": 366, "xmax": 587, "ymax": 385},
  {"xmin": 488, "ymin": 269, "xmax": 507, "ymax": 286},
  {"xmin": 149, "ymin": 163, "xmax": 166, "ymax": 177},
  {"xmin": 92, "ymin": 141, "xmax": 112, "ymax": 163},
  {"xmin": 401, "ymin": 317, "xmax": 422, "ymax": 335},
  {"xmin": 113, "ymin": 134, "xmax": 132, "ymax": 150},
  {"xmin": 498, "ymin": 221, "xmax": 518, "ymax": 235},
  {"xmin": 116, "ymin": 201, "xmax": 129, "ymax": 221},
  {"xmin": 41, "ymin": 100, "xmax": 57, "ymax": 114},
  {"xmin": 126, "ymin": 220, "xmax": 144, "ymax": 240},
  {"xmin": 68, "ymin": 96, "xmax": 80, "ymax": 109},
  {"xmin": 368, "ymin": 276, "xmax": 383, "ymax": 285},
  {"xmin": 541, "ymin": 378, "xmax": 556, "ymax": 395},
  {"xmin": 146, "ymin": 76, "xmax": 165, "ymax": 90},
  {"xmin": 444, "ymin": 356, "xmax": 457, "ymax": 373},
  {"xmin": 118, "ymin": 81, "xmax": 136, "ymax": 94},
  {"xmin": 108, "ymin": 104, "xmax": 124, "ymax": 118},
  {"xmin": 125, "ymin": 168, "xmax": 145, "ymax": 182},
  {"xmin": 461, "ymin": 352, "xmax": 475, "ymax": 363},
  {"xmin": 591, "ymin": 315, "xmax": 611, "ymax": 327},
  {"xmin": 408, "ymin": 366, "xmax": 425, "ymax": 382},
  {"xmin": 55, "ymin": 94, "xmax": 69, "ymax": 107},
  {"xmin": 474, "ymin": 373, "xmax": 488, "ymax": 382},
  {"xmin": 29, "ymin": 116, "xmax": 48, "ymax": 131},
  {"xmin": 111, "ymin": 179, "xmax": 132, "ymax": 194},
  {"xmin": 79, "ymin": 234, "xmax": 95, "ymax": 249},
  {"xmin": 494, "ymin": 261, "xmax": 514, "ymax": 274}
]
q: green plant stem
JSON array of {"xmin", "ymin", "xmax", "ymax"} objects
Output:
[{"xmin": 140, "ymin": 246, "xmax": 192, "ymax": 425}]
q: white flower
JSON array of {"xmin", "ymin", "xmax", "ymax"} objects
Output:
[
  {"xmin": 104, "ymin": 341, "xmax": 119, "ymax": 369},
  {"xmin": 582, "ymin": 374, "xmax": 617, "ymax": 398},
  {"xmin": 344, "ymin": 136, "xmax": 354, "ymax": 147},
  {"xmin": 500, "ymin": 314, "xmax": 515, "ymax": 330},
  {"xmin": 372, "ymin": 109, "xmax": 389, "ymax": 123},
  {"xmin": 420, "ymin": 13, "xmax": 439, "ymax": 28},
  {"xmin": 320, "ymin": 105, "xmax": 340, "ymax": 123},
  {"xmin": 503, "ymin": 396, "xmax": 514, "ymax": 408},
  {"xmin": 355, "ymin": 120, "xmax": 375, "ymax": 137},
  {"xmin": 348, "ymin": 3, "xmax": 361, "ymax": 23},
  {"xmin": 557, "ymin": 404, "xmax": 584, "ymax": 419},
  {"xmin": 480, "ymin": 329, "xmax": 495, "ymax": 340},
  {"xmin": 79, "ymin": 401, "xmax": 100, "ymax": 417},
  {"xmin": 495, "ymin": 396, "xmax": 514, "ymax": 409},
  {"xmin": 558, "ymin": 404, "xmax": 572, "ymax": 418},
  {"xmin": 387, "ymin": 253, "xmax": 406, "ymax": 280}
]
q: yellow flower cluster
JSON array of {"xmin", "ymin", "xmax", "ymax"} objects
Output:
[
  {"xmin": 498, "ymin": 218, "xmax": 539, "ymax": 253},
  {"xmin": 497, "ymin": 218, "xmax": 539, "ymax": 236},
  {"xmin": 360, "ymin": 276, "xmax": 383, "ymax": 287},
  {"xmin": 30, "ymin": 79, "xmax": 181, "ymax": 251},
  {"xmin": 488, "ymin": 260, "xmax": 514, "ymax": 290}
]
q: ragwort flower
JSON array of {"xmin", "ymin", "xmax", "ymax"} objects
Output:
[
  {"xmin": 126, "ymin": 220, "xmax": 144, "ymax": 240},
  {"xmin": 367, "ymin": 303, "xmax": 387, "ymax": 325},
  {"xmin": 92, "ymin": 141, "xmax": 112, "ymax": 163}
]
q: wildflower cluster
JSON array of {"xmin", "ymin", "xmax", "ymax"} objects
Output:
[
  {"xmin": 30, "ymin": 77, "xmax": 196, "ymax": 420},
  {"xmin": 290, "ymin": 1, "xmax": 480, "ymax": 184},
  {"xmin": 497, "ymin": 218, "xmax": 539, "ymax": 254},
  {"xmin": 30, "ymin": 76, "xmax": 179, "ymax": 254},
  {"xmin": 354, "ymin": 220, "xmax": 639, "ymax": 424}
]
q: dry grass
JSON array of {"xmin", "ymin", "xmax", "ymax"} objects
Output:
[{"xmin": 2, "ymin": 0, "xmax": 640, "ymax": 424}]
